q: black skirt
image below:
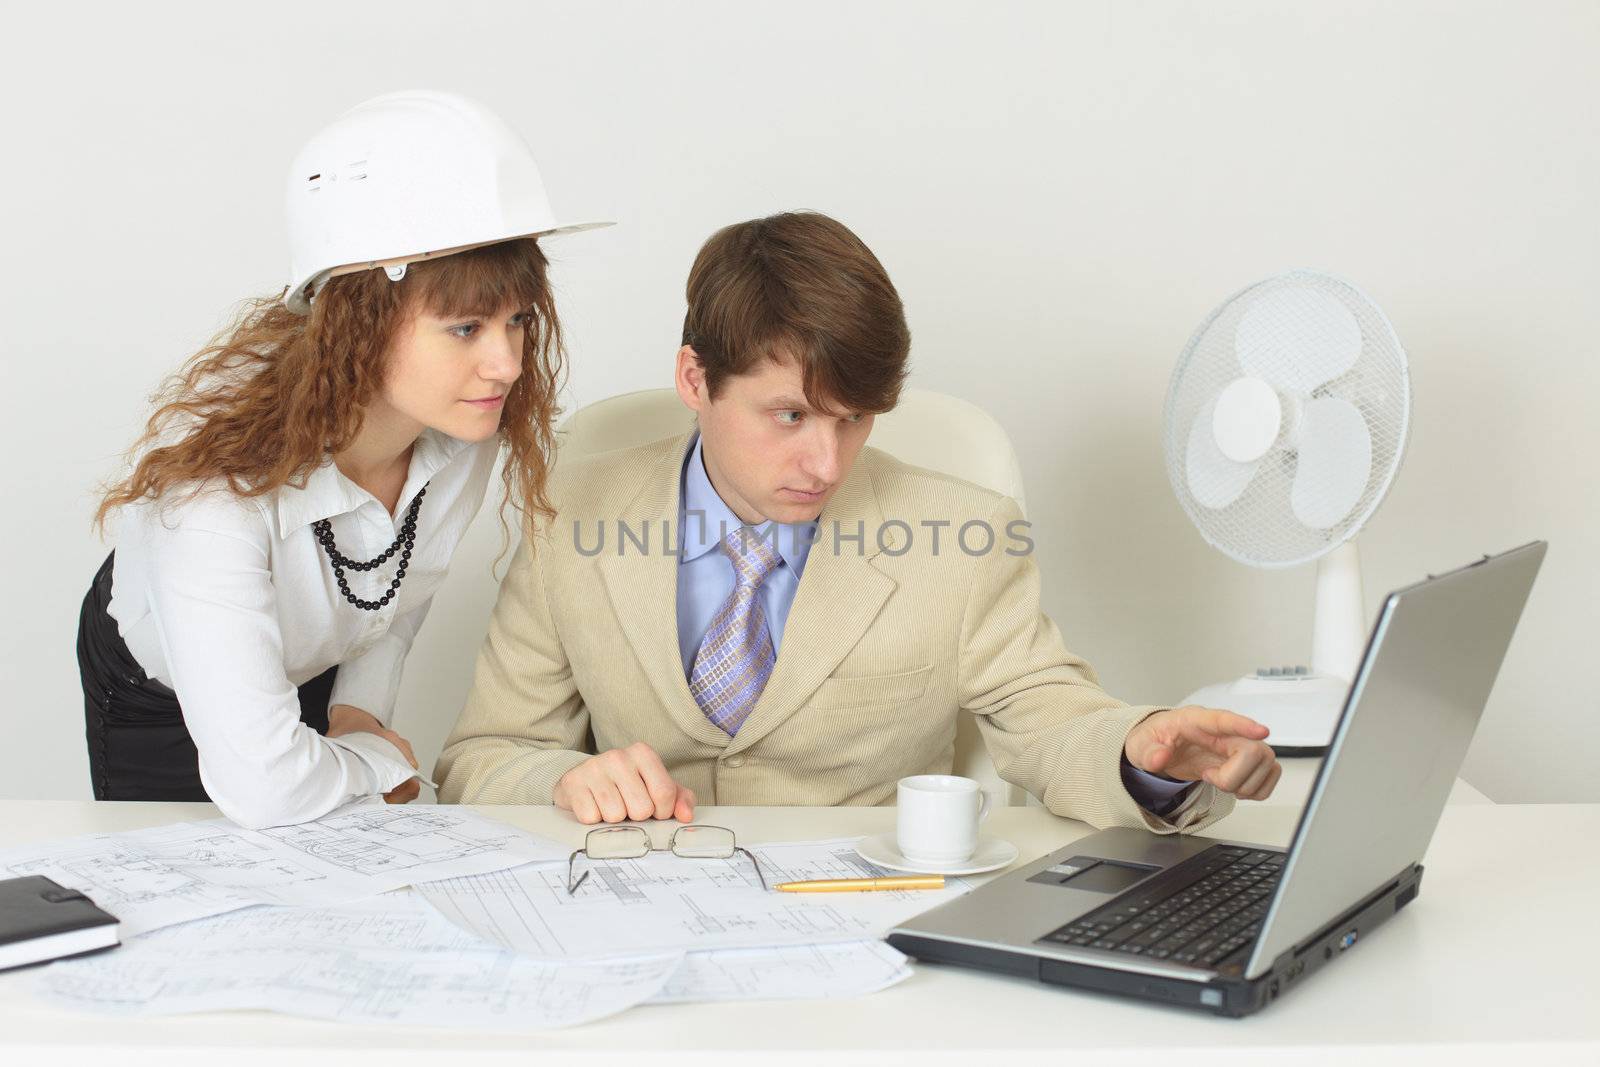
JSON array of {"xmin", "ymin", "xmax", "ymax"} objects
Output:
[{"xmin": 76, "ymin": 551, "xmax": 337, "ymax": 801}]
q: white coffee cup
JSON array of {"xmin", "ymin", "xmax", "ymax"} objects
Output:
[{"xmin": 896, "ymin": 774, "xmax": 990, "ymax": 865}]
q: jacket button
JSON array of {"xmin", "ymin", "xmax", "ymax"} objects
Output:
[{"xmin": 723, "ymin": 755, "xmax": 745, "ymax": 769}]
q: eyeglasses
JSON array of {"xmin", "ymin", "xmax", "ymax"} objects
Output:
[{"xmin": 566, "ymin": 824, "xmax": 768, "ymax": 894}]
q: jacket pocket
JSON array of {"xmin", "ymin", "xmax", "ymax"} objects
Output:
[{"xmin": 809, "ymin": 665, "xmax": 933, "ymax": 710}]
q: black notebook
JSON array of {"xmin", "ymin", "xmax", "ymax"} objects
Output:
[{"xmin": 0, "ymin": 876, "xmax": 119, "ymax": 971}]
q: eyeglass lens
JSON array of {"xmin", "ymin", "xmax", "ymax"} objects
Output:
[
  {"xmin": 671, "ymin": 824, "xmax": 736, "ymax": 859},
  {"xmin": 583, "ymin": 825, "xmax": 651, "ymax": 860}
]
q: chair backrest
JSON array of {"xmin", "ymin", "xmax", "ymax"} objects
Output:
[{"xmin": 558, "ymin": 388, "xmax": 1029, "ymax": 806}]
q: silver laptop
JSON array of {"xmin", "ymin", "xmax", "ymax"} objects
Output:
[{"xmin": 888, "ymin": 542, "xmax": 1545, "ymax": 1016}]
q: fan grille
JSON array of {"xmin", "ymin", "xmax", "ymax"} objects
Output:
[{"xmin": 1163, "ymin": 270, "xmax": 1411, "ymax": 568}]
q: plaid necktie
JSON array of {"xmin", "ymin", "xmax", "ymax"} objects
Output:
[{"xmin": 688, "ymin": 526, "xmax": 783, "ymax": 736}]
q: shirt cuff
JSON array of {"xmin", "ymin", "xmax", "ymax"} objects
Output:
[
  {"xmin": 1120, "ymin": 754, "xmax": 1197, "ymax": 818},
  {"xmin": 324, "ymin": 732, "xmax": 421, "ymax": 794}
]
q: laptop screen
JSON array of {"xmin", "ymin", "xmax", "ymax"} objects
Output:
[{"xmin": 1242, "ymin": 542, "xmax": 1545, "ymax": 978}]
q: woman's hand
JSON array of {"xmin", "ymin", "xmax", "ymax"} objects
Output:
[{"xmin": 327, "ymin": 703, "xmax": 422, "ymax": 804}]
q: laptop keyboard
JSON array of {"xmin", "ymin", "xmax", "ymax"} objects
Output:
[{"xmin": 1040, "ymin": 845, "xmax": 1284, "ymax": 968}]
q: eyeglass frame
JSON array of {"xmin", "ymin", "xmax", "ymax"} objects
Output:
[{"xmin": 566, "ymin": 823, "xmax": 768, "ymax": 894}]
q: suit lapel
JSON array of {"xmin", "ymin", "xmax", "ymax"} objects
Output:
[
  {"xmin": 725, "ymin": 455, "xmax": 896, "ymax": 754},
  {"xmin": 598, "ymin": 433, "xmax": 735, "ymax": 749}
]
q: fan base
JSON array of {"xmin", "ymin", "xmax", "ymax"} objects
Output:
[{"xmin": 1181, "ymin": 673, "xmax": 1348, "ymax": 752}]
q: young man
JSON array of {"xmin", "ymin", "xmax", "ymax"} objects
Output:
[{"xmin": 435, "ymin": 211, "xmax": 1280, "ymax": 832}]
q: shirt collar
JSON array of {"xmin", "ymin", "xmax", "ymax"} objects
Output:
[
  {"xmin": 274, "ymin": 428, "xmax": 477, "ymax": 540},
  {"xmin": 678, "ymin": 433, "xmax": 817, "ymax": 578}
]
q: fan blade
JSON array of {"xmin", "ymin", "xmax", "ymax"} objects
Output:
[
  {"xmin": 1235, "ymin": 285, "xmax": 1363, "ymax": 395},
  {"xmin": 1186, "ymin": 396, "xmax": 1260, "ymax": 510},
  {"xmin": 1291, "ymin": 398, "xmax": 1373, "ymax": 529}
]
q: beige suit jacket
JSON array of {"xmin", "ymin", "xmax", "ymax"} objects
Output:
[{"xmin": 436, "ymin": 433, "xmax": 1232, "ymax": 833}]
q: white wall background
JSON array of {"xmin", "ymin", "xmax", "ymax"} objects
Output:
[{"xmin": 2, "ymin": 1, "xmax": 1594, "ymax": 804}]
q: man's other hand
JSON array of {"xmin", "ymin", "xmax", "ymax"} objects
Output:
[
  {"xmin": 554, "ymin": 742, "xmax": 696, "ymax": 824},
  {"xmin": 1125, "ymin": 706, "xmax": 1281, "ymax": 801}
]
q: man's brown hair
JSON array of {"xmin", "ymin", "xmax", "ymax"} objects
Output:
[{"xmin": 681, "ymin": 211, "xmax": 910, "ymax": 414}]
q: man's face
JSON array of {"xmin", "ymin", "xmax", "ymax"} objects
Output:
[{"xmin": 674, "ymin": 347, "xmax": 876, "ymax": 524}]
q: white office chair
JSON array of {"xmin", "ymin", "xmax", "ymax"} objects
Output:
[{"xmin": 558, "ymin": 388, "xmax": 1029, "ymax": 807}]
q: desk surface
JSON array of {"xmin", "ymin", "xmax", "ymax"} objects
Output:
[{"xmin": 0, "ymin": 800, "xmax": 1592, "ymax": 1058}]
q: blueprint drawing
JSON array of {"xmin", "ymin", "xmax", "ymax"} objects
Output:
[
  {"xmin": 0, "ymin": 805, "xmax": 567, "ymax": 936},
  {"xmin": 34, "ymin": 893, "xmax": 683, "ymax": 1031},
  {"xmin": 417, "ymin": 837, "xmax": 975, "ymax": 959},
  {"xmin": 651, "ymin": 940, "xmax": 913, "ymax": 1003}
]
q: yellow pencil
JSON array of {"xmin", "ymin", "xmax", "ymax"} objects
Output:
[{"xmin": 774, "ymin": 876, "xmax": 946, "ymax": 892}]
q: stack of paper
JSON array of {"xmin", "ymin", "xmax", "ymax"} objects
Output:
[
  {"xmin": 15, "ymin": 810, "xmax": 951, "ymax": 1031},
  {"xmin": 34, "ymin": 893, "xmax": 685, "ymax": 1030},
  {"xmin": 35, "ymin": 890, "xmax": 916, "ymax": 1028},
  {"xmin": 0, "ymin": 804, "xmax": 568, "ymax": 936},
  {"xmin": 417, "ymin": 837, "xmax": 973, "ymax": 959}
]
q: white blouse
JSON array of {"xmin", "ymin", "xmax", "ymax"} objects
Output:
[{"xmin": 108, "ymin": 429, "xmax": 499, "ymax": 828}]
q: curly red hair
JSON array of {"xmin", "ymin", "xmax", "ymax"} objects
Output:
[{"xmin": 95, "ymin": 238, "xmax": 564, "ymax": 543}]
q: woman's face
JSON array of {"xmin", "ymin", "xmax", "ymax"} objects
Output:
[{"xmin": 379, "ymin": 302, "xmax": 528, "ymax": 443}]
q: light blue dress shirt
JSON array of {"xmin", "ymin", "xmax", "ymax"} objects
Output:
[
  {"xmin": 673, "ymin": 434, "xmax": 1193, "ymax": 816},
  {"xmin": 675, "ymin": 435, "xmax": 817, "ymax": 672}
]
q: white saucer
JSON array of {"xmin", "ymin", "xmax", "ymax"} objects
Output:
[{"xmin": 855, "ymin": 832, "xmax": 1020, "ymax": 876}]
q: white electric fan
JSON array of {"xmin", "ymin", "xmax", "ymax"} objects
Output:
[{"xmin": 1163, "ymin": 270, "xmax": 1411, "ymax": 754}]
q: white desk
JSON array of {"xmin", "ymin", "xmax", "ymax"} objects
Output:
[{"xmin": 0, "ymin": 800, "xmax": 1593, "ymax": 1064}]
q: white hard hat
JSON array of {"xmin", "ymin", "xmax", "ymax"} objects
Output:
[{"xmin": 283, "ymin": 90, "xmax": 610, "ymax": 314}]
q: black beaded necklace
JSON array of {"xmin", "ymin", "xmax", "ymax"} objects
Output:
[{"xmin": 313, "ymin": 483, "xmax": 428, "ymax": 611}]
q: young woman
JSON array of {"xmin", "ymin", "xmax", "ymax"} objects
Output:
[{"xmin": 76, "ymin": 91, "xmax": 606, "ymax": 827}]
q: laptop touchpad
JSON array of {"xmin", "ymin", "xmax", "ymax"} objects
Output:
[{"xmin": 1030, "ymin": 857, "xmax": 1159, "ymax": 892}]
